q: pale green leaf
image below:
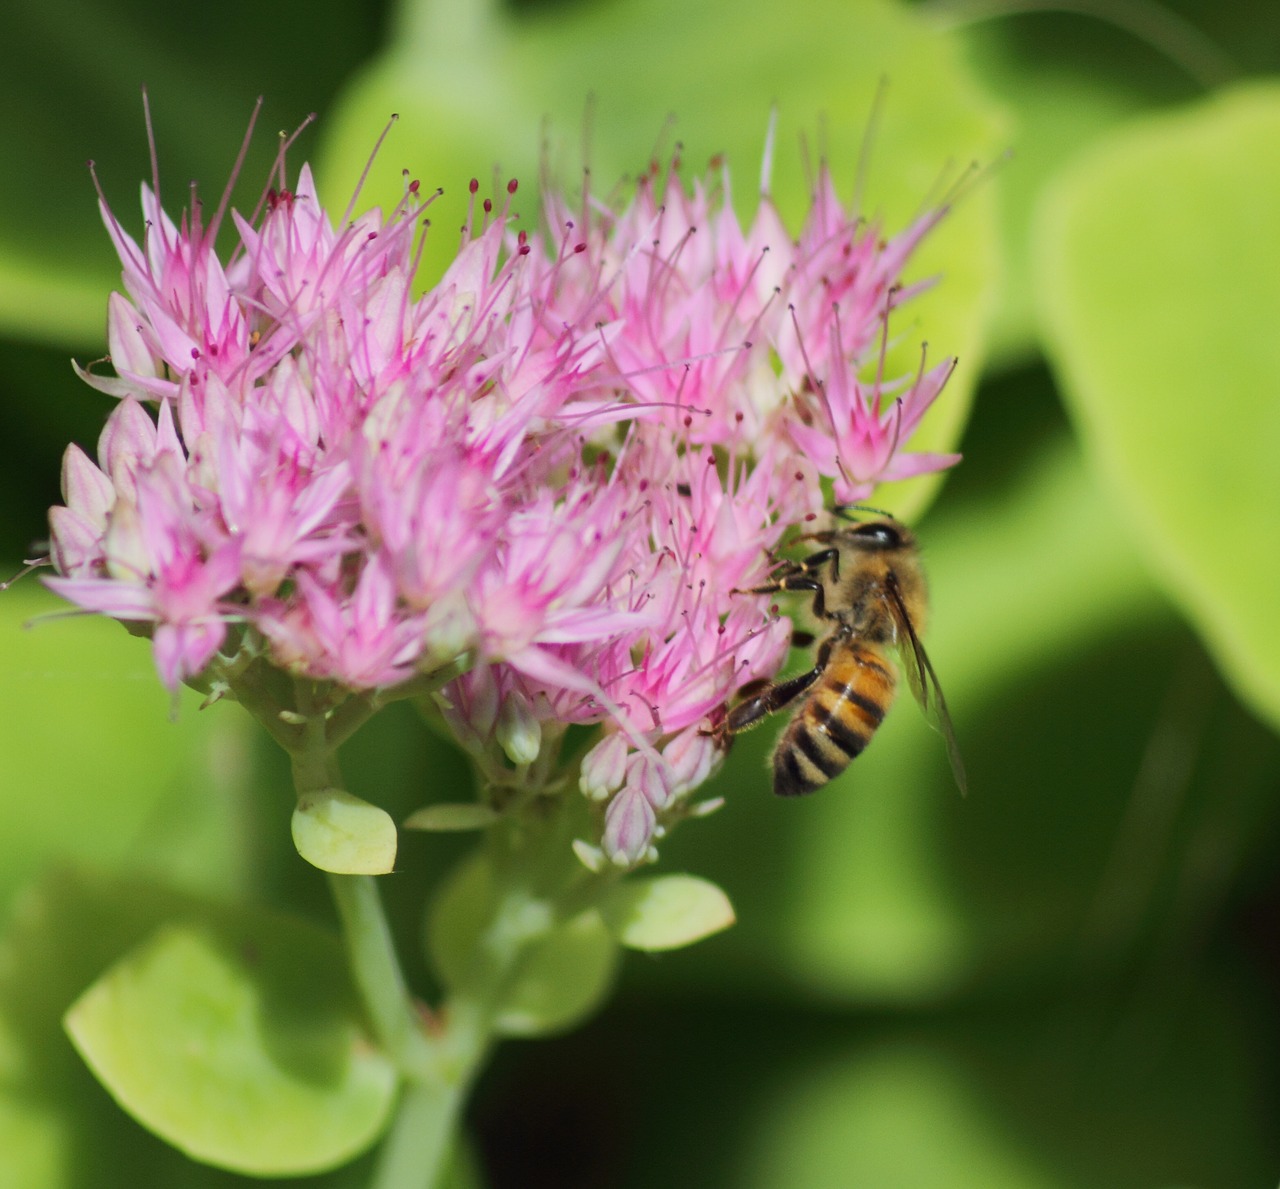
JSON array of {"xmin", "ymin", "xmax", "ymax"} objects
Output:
[
  {"xmin": 427, "ymin": 854, "xmax": 619, "ymax": 1037},
  {"xmin": 948, "ymin": 21, "xmax": 1155, "ymax": 369},
  {"xmin": 737, "ymin": 1042, "xmax": 1054, "ymax": 1188},
  {"xmin": 64, "ymin": 920, "xmax": 397, "ymax": 1177},
  {"xmin": 426, "ymin": 853, "xmax": 493, "ymax": 994},
  {"xmin": 491, "ymin": 910, "xmax": 617, "ymax": 1038},
  {"xmin": 403, "ymin": 802, "xmax": 499, "ymax": 832},
  {"xmin": 292, "ymin": 787, "xmax": 397, "ymax": 874},
  {"xmin": 1036, "ymin": 81, "xmax": 1280, "ymax": 732},
  {"xmin": 0, "ymin": 1095, "xmax": 68, "ymax": 1189},
  {"xmin": 0, "ymin": 585, "xmax": 248, "ymax": 911},
  {"xmin": 599, "ymin": 874, "xmax": 735, "ymax": 952}
]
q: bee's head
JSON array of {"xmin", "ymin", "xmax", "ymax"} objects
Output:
[{"xmin": 843, "ymin": 517, "xmax": 911, "ymax": 552}]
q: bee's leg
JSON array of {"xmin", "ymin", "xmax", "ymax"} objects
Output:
[
  {"xmin": 743, "ymin": 547, "xmax": 840, "ymax": 594},
  {"xmin": 723, "ymin": 667, "xmax": 823, "ymax": 736},
  {"xmin": 737, "ymin": 573, "xmax": 822, "ymax": 599},
  {"xmin": 722, "ymin": 639, "xmax": 833, "ymax": 736},
  {"xmin": 796, "ymin": 546, "xmax": 841, "ymax": 584}
]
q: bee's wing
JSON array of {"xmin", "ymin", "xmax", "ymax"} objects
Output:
[{"xmin": 885, "ymin": 572, "xmax": 968, "ymax": 796}]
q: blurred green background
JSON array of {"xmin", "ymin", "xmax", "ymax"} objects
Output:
[{"xmin": 2, "ymin": 0, "xmax": 1279, "ymax": 1185}]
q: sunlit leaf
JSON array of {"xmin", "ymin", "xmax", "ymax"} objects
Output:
[
  {"xmin": 427, "ymin": 854, "xmax": 618, "ymax": 1037},
  {"xmin": 946, "ymin": 20, "xmax": 1157, "ymax": 369},
  {"xmin": 292, "ymin": 787, "xmax": 398, "ymax": 874},
  {"xmin": 729, "ymin": 991, "xmax": 1270, "ymax": 1188},
  {"xmin": 65, "ymin": 918, "xmax": 397, "ymax": 1176},
  {"xmin": 1036, "ymin": 82, "xmax": 1280, "ymax": 732},
  {"xmin": 0, "ymin": 1095, "xmax": 68, "ymax": 1189},
  {"xmin": 403, "ymin": 802, "xmax": 498, "ymax": 832},
  {"xmin": 599, "ymin": 874, "xmax": 736, "ymax": 952},
  {"xmin": 0, "ymin": 585, "xmax": 248, "ymax": 911},
  {"xmin": 491, "ymin": 910, "xmax": 617, "ymax": 1038}
]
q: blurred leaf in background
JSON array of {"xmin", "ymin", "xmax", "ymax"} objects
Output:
[{"xmin": 1, "ymin": 0, "xmax": 1278, "ymax": 1185}]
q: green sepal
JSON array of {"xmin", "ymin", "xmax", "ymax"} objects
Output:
[
  {"xmin": 599, "ymin": 874, "xmax": 736, "ymax": 952},
  {"xmin": 63, "ymin": 915, "xmax": 398, "ymax": 1176},
  {"xmin": 292, "ymin": 787, "xmax": 398, "ymax": 874}
]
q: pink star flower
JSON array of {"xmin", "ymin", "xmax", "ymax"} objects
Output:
[{"xmin": 45, "ymin": 120, "xmax": 962, "ymax": 865}]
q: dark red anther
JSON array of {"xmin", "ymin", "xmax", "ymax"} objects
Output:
[
  {"xmin": 574, "ymin": 242, "xmax": 586, "ymax": 254},
  {"xmin": 469, "ymin": 178, "xmax": 479, "ymax": 194},
  {"xmin": 483, "ymin": 198, "xmax": 492, "ymax": 213},
  {"xmin": 507, "ymin": 178, "xmax": 518, "ymax": 194}
]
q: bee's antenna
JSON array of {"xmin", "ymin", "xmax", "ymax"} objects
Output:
[{"xmin": 832, "ymin": 503, "xmax": 898, "ymax": 522}]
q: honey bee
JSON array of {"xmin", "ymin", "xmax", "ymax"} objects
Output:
[{"xmin": 718, "ymin": 514, "xmax": 966, "ymax": 797}]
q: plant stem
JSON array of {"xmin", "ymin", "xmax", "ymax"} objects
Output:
[
  {"xmin": 328, "ymin": 868, "xmax": 486, "ymax": 1189},
  {"xmin": 285, "ymin": 698, "xmax": 495, "ymax": 1188},
  {"xmin": 327, "ymin": 873, "xmax": 435, "ymax": 1075},
  {"xmin": 368, "ymin": 1078, "xmax": 468, "ymax": 1189}
]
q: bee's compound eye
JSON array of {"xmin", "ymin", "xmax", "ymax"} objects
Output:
[{"xmin": 851, "ymin": 521, "xmax": 901, "ymax": 549}]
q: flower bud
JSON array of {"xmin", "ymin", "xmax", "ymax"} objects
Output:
[
  {"xmin": 579, "ymin": 733, "xmax": 629, "ymax": 801},
  {"xmin": 603, "ymin": 787, "xmax": 656, "ymax": 868},
  {"xmin": 496, "ymin": 691, "xmax": 541, "ymax": 766}
]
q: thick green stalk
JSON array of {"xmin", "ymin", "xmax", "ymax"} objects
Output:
[
  {"xmin": 272, "ymin": 693, "xmax": 502, "ymax": 1188},
  {"xmin": 368, "ymin": 1079, "xmax": 469, "ymax": 1189},
  {"xmin": 327, "ymin": 873, "xmax": 436, "ymax": 1077}
]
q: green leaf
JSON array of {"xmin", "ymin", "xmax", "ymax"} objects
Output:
[
  {"xmin": 292, "ymin": 787, "xmax": 398, "ymax": 874},
  {"xmin": 0, "ymin": 585, "xmax": 249, "ymax": 912},
  {"xmin": 0, "ymin": 1095, "xmax": 68, "ymax": 1189},
  {"xmin": 403, "ymin": 802, "xmax": 498, "ymax": 832},
  {"xmin": 319, "ymin": 0, "xmax": 1008, "ymax": 519},
  {"xmin": 64, "ymin": 919, "xmax": 397, "ymax": 1176},
  {"xmin": 948, "ymin": 20, "xmax": 1159, "ymax": 369},
  {"xmin": 427, "ymin": 854, "xmax": 618, "ymax": 1037},
  {"xmin": 425, "ymin": 853, "xmax": 493, "ymax": 993},
  {"xmin": 599, "ymin": 874, "xmax": 735, "ymax": 952},
  {"xmin": 490, "ymin": 909, "xmax": 617, "ymax": 1038},
  {"xmin": 1036, "ymin": 81, "xmax": 1280, "ymax": 733},
  {"xmin": 0, "ymin": 871, "xmax": 300, "ymax": 1186},
  {"xmin": 727, "ymin": 985, "xmax": 1272, "ymax": 1189}
]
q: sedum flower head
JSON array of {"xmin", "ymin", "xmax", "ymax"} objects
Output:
[{"xmin": 47, "ymin": 130, "xmax": 960, "ymax": 864}]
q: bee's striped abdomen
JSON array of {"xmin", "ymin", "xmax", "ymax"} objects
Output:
[{"xmin": 772, "ymin": 646, "xmax": 896, "ymax": 797}]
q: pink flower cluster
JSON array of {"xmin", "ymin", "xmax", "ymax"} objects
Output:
[{"xmin": 47, "ymin": 141, "xmax": 958, "ymax": 864}]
